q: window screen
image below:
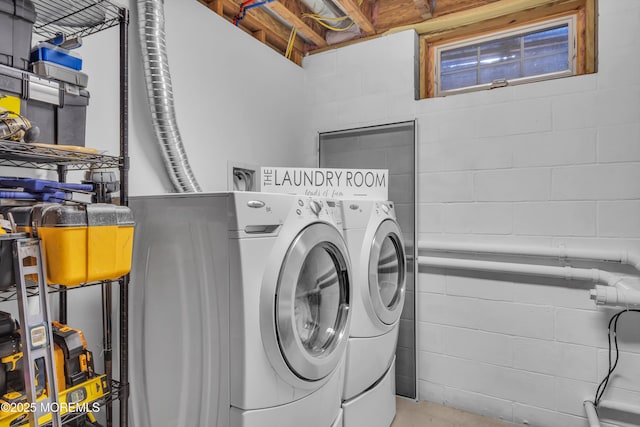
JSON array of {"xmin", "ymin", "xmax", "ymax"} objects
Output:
[{"xmin": 436, "ymin": 17, "xmax": 575, "ymax": 96}]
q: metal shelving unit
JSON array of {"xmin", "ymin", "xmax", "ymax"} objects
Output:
[
  {"xmin": 0, "ymin": 141, "xmax": 120, "ymax": 170},
  {"xmin": 0, "ymin": 280, "xmax": 115, "ymax": 303},
  {"xmin": 33, "ymin": 0, "xmax": 124, "ymax": 39},
  {"xmin": 0, "ymin": 1, "xmax": 130, "ymax": 426}
]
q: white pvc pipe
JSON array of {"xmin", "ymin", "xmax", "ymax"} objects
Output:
[
  {"xmin": 590, "ymin": 285, "xmax": 640, "ymax": 307},
  {"xmin": 418, "ymin": 241, "xmax": 640, "ymax": 273},
  {"xmin": 418, "ymin": 256, "xmax": 624, "ymax": 287},
  {"xmin": 598, "ymin": 399, "xmax": 640, "ymax": 415},
  {"xmin": 584, "ymin": 401, "xmax": 601, "ymax": 427}
]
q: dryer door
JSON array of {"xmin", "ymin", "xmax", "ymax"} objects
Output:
[
  {"xmin": 369, "ymin": 219, "xmax": 406, "ymax": 325},
  {"xmin": 276, "ymin": 222, "xmax": 351, "ymax": 381}
]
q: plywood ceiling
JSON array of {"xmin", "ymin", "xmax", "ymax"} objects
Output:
[{"xmin": 197, "ymin": 0, "xmax": 569, "ymax": 64}]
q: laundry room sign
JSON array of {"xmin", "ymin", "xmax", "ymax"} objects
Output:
[{"xmin": 260, "ymin": 167, "xmax": 388, "ymax": 200}]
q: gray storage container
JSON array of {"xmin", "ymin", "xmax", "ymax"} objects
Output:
[
  {"xmin": 0, "ymin": 0, "xmax": 36, "ymax": 70},
  {"xmin": 30, "ymin": 61, "xmax": 89, "ymax": 88},
  {"xmin": 0, "ymin": 63, "xmax": 90, "ymax": 146}
]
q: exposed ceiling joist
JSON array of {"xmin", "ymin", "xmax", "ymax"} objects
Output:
[
  {"xmin": 387, "ymin": 0, "xmax": 574, "ymax": 35},
  {"xmin": 413, "ymin": 0, "xmax": 432, "ymax": 19},
  {"xmin": 210, "ymin": 0, "xmax": 224, "ymax": 14},
  {"xmin": 335, "ymin": 0, "xmax": 376, "ymax": 35},
  {"xmin": 266, "ymin": 0, "xmax": 328, "ymax": 47},
  {"xmin": 204, "ymin": 0, "xmax": 306, "ymax": 54},
  {"xmin": 431, "ymin": 0, "xmax": 497, "ymax": 17},
  {"xmin": 253, "ymin": 29, "xmax": 267, "ymax": 42},
  {"xmin": 200, "ymin": 0, "xmax": 585, "ymax": 65}
]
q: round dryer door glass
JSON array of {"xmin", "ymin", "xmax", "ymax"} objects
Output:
[
  {"xmin": 369, "ymin": 219, "xmax": 406, "ymax": 325},
  {"xmin": 377, "ymin": 236, "xmax": 402, "ymax": 308},
  {"xmin": 276, "ymin": 223, "xmax": 351, "ymax": 381},
  {"xmin": 295, "ymin": 244, "xmax": 342, "ymax": 355}
]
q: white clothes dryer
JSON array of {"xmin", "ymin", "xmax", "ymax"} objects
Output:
[
  {"xmin": 340, "ymin": 199, "xmax": 406, "ymax": 427},
  {"xmin": 129, "ymin": 192, "xmax": 352, "ymax": 427}
]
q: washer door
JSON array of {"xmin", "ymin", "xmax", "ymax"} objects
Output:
[
  {"xmin": 368, "ymin": 219, "xmax": 406, "ymax": 325},
  {"xmin": 276, "ymin": 223, "xmax": 351, "ymax": 381}
]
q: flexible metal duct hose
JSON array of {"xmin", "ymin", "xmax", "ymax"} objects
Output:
[{"xmin": 137, "ymin": 0, "xmax": 201, "ymax": 193}]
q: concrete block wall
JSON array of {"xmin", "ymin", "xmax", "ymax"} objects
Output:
[{"xmin": 303, "ymin": 1, "xmax": 640, "ymax": 425}]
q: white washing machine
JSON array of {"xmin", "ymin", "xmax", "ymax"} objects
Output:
[
  {"xmin": 129, "ymin": 192, "xmax": 352, "ymax": 427},
  {"xmin": 340, "ymin": 199, "xmax": 406, "ymax": 427}
]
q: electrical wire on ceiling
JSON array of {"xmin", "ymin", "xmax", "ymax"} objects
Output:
[
  {"xmin": 285, "ymin": 27, "xmax": 297, "ymax": 59},
  {"xmin": 233, "ymin": 0, "xmax": 255, "ymax": 25},
  {"xmin": 301, "ymin": 0, "xmax": 364, "ymax": 33},
  {"xmin": 302, "ymin": 13, "xmax": 355, "ymax": 32},
  {"xmin": 234, "ymin": 0, "xmax": 275, "ymax": 26}
]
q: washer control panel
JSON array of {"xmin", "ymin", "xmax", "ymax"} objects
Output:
[{"xmin": 295, "ymin": 198, "xmax": 343, "ymax": 226}]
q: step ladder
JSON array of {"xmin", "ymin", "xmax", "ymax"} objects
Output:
[{"xmin": 13, "ymin": 238, "xmax": 62, "ymax": 427}]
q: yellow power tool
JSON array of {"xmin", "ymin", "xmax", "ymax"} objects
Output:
[{"xmin": 0, "ymin": 111, "xmax": 39, "ymax": 143}]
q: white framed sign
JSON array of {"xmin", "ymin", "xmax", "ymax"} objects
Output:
[{"xmin": 260, "ymin": 167, "xmax": 388, "ymax": 200}]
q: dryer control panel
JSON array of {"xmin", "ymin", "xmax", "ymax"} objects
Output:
[
  {"xmin": 294, "ymin": 197, "xmax": 344, "ymax": 229},
  {"xmin": 374, "ymin": 201, "xmax": 396, "ymax": 219}
]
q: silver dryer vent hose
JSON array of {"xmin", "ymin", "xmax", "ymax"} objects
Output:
[{"xmin": 137, "ymin": 0, "xmax": 201, "ymax": 193}]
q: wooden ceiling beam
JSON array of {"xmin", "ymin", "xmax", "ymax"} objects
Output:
[
  {"xmin": 266, "ymin": 0, "xmax": 327, "ymax": 47},
  {"xmin": 374, "ymin": 0, "xmax": 424, "ymax": 33},
  {"xmin": 387, "ymin": 0, "xmax": 581, "ymax": 35},
  {"xmin": 420, "ymin": 0, "xmax": 584, "ymax": 43},
  {"xmin": 253, "ymin": 29, "xmax": 267, "ymax": 43},
  {"xmin": 335, "ymin": 0, "xmax": 376, "ymax": 35},
  {"xmin": 431, "ymin": 0, "xmax": 499, "ymax": 18},
  {"xmin": 413, "ymin": 0, "xmax": 432, "ymax": 19},
  {"xmin": 200, "ymin": 0, "xmax": 225, "ymax": 16}
]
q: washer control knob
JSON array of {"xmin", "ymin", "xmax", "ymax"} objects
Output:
[
  {"xmin": 381, "ymin": 204, "xmax": 390, "ymax": 214},
  {"xmin": 310, "ymin": 200, "xmax": 322, "ymax": 216}
]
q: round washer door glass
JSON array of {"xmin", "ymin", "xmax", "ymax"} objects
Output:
[
  {"xmin": 277, "ymin": 223, "xmax": 351, "ymax": 381},
  {"xmin": 295, "ymin": 244, "xmax": 342, "ymax": 355},
  {"xmin": 369, "ymin": 219, "xmax": 406, "ymax": 325}
]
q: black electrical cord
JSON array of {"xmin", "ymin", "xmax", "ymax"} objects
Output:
[{"xmin": 593, "ymin": 308, "xmax": 640, "ymax": 406}]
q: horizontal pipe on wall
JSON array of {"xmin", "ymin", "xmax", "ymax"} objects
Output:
[
  {"xmin": 590, "ymin": 285, "xmax": 640, "ymax": 307},
  {"xmin": 418, "ymin": 241, "xmax": 640, "ymax": 273},
  {"xmin": 417, "ymin": 256, "xmax": 624, "ymax": 287},
  {"xmin": 598, "ymin": 399, "xmax": 640, "ymax": 416},
  {"xmin": 416, "ymin": 240, "xmax": 640, "ymax": 307},
  {"xmin": 417, "ymin": 256, "xmax": 640, "ymax": 308},
  {"xmin": 584, "ymin": 401, "xmax": 601, "ymax": 427}
]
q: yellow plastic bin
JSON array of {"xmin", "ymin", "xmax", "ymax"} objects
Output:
[{"xmin": 31, "ymin": 204, "xmax": 134, "ymax": 286}]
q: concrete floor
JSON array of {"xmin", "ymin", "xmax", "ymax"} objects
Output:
[{"xmin": 391, "ymin": 398, "xmax": 517, "ymax": 427}]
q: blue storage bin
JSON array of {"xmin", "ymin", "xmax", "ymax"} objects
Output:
[{"xmin": 30, "ymin": 43, "xmax": 83, "ymax": 71}]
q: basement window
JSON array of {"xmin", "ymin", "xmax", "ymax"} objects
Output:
[{"xmin": 434, "ymin": 16, "xmax": 576, "ymax": 96}]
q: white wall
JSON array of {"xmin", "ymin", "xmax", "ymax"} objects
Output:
[
  {"xmin": 303, "ymin": 1, "xmax": 640, "ymax": 426},
  {"xmin": 83, "ymin": 0, "xmax": 312, "ymax": 195}
]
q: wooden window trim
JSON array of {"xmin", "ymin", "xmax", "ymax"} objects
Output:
[{"xmin": 420, "ymin": 0, "xmax": 596, "ymax": 99}]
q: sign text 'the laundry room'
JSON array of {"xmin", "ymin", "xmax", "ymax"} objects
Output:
[{"xmin": 260, "ymin": 167, "xmax": 388, "ymax": 200}]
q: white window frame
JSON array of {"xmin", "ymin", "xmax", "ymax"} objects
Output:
[{"xmin": 434, "ymin": 15, "xmax": 577, "ymax": 97}]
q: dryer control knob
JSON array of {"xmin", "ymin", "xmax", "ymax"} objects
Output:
[
  {"xmin": 381, "ymin": 204, "xmax": 390, "ymax": 214},
  {"xmin": 310, "ymin": 200, "xmax": 322, "ymax": 216}
]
